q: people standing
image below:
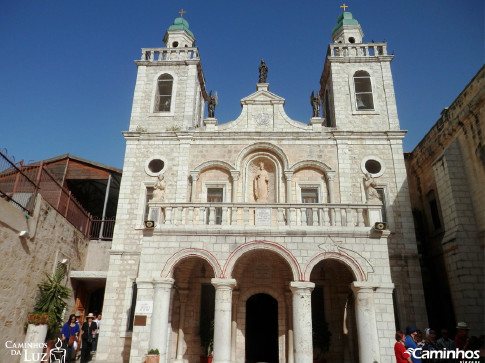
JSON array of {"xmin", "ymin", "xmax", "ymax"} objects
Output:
[
  {"xmin": 395, "ymin": 331, "xmax": 413, "ymax": 363},
  {"xmin": 404, "ymin": 325, "xmax": 422, "ymax": 363},
  {"xmin": 92, "ymin": 313, "xmax": 102, "ymax": 353},
  {"xmin": 454, "ymin": 322, "xmax": 471, "ymax": 351},
  {"xmin": 80, "ymin": 313, "xmax": 96, "ymax": 363},
  {"xmin": 61, "ymin": 314, "xmax": 80, "ymax": 363},
  {"xmin": 436, "ymin": 328, "xmax": 454, "ymax": 351}
]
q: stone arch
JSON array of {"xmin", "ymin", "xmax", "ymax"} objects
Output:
[
  {"xmin": 289, "ymin": 160, "xmax": 333, "ymax": 175},
  {"xmin": 223, "ymin": 241, "xmax": 302, "ymax": 281},
  {"xmin": 234, "ymin": 142, "xmax": 289, "ymax": 171},
  {"xmin": 192, "ymin": 160, "xmax": 236, "ymax": 175},
  {"xmin": 303, "ymin": 252, "xmax": 365, "ymax": 282},
  {"xmin": 160, "ymin": 248, "xmax": 223, "ymax": 278}
]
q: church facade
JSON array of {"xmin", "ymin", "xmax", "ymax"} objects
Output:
[{"xmin": 97, "ymin": 12, "xmax": 427, "ymax": 363}]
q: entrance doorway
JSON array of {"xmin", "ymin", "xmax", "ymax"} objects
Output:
[{"xmin": 245, "ymin": 293, "xmax": 278, "ymax": 363}]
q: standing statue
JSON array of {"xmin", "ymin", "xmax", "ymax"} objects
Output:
[
  {"xmin": 207, "ymin": 90, "xmax": 218, "ymax": 118},
  {"xmin": 363, "ymin": 173, "xmax": 381, "ymax": 204},
  {"xmin": 254, "ymin": 162, "xmax": 269, "ymax": 202},
  {"xmin": 310, "ymin": 91, "xmax": 320, "ymax": 117},
  {"xmin": 152, "ymin": 174, "xmax": 166, "ymax": 202},
  {"xmin": 258, "ymin": 59, "xmax": 268, "ymax": 83}
]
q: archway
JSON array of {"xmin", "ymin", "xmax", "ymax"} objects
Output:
[
  {"xmin": 245, "ymin": 294, "xmax": 278, "ymax": 363},
  {"xmin": 310, "ymin": 259, "xmax": 358, "ymax": 363}
]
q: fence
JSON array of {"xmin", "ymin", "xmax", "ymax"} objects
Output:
[{"xmin": 0, "ymin": 150, "xmax": 93, "ymax": 237}]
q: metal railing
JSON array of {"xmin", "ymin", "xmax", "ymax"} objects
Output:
[
  {"xmin": 90, "ymin": 216, "xmax": 116, "ymax": 240},
  {"xmin": 0, "ymin": 151, "xmax": 94, "ymax": 237}
]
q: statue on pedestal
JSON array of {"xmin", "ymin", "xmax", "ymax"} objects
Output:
[
  {"xmin": 258, "ymin": 59, "xmax": 268, "ymax": 83},
  {"xmin": 152, "ymin": 174, "xmax": 166, "ymax": 202},
  {"xmin": 363, "ymin": 173, "xmax": 381, "ymax": 204},
  {"xmin": 207, "ymin": 90, "xmax": 218, "ymax": 118},
  {"xmin": 310, "ymin": 91, "xmax": 320, "ymax": 118},
  {"xmin": 254, "ymin": 162, "xmax": 269, "ymax": 202}
]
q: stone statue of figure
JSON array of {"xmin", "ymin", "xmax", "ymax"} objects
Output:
[
  {"xmin": 254, "ymin": 162, "xmax": 269, "ymax": 202},
  {"xmin": 152, "ymin": 174, "xmax": 166, "ymax": 202},
  {"xmin": 363, "ymin": 173, "xmax": 381, "ymax": 204},
  {"xmin": 258, "ymin": 59, "xmax": 268, "ymax": 83},
  {"xmin": 310, "ymin": 91, "xmax": 320, "ymax": 117},
  {"xmin": 207, "ymin": 90, "xmax": 218, "ymax": 118}
]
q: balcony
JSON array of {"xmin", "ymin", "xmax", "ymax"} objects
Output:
[
  {"xmin": 147, "ymin": 202, "xmax": 382, "ymax": 229},
  {"xmin": 328, "ymin": 42, "xmax": 388, "ymax": 58},
  {"xmin": 140, "ymin": 47, "xmax": 200, "ymax": 62}
]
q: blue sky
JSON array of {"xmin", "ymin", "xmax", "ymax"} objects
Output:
[{"xmin": 1, "ymin": 1, "xmax": 483, "ymax": 169}]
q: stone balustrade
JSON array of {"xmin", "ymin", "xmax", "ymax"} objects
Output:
[
  {"xmin": 147, "ymin": 202, "xmax": 382, "ymax": 228},
  {"xmin": 328, "ymin": 42, "xmax": 388, "ymax": 58},
  {"xmin": 140, "ymin": 47, "xmax": 200, "ymax": 62}
]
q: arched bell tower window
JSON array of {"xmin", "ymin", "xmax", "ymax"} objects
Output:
[
  {"xmin": 155, "ymin": 74, "xmax": 173, "ymax": 112},
  {"xmin": 353, "ymin": 71, "xmax": 374, "ymax": 110}
]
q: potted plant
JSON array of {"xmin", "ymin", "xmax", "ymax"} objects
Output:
[
  {"xmin": 199, "ymin": 315, "xmax": 214, "ymax": 363},
  {"xmin": 146, "ymin": 348, "xmax": 160, "ymax": 363},
  {"xmin": 24, "ymin": 265, "xmax": 71, "ymax": 359}
]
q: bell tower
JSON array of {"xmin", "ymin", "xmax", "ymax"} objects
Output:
[
  {"xmin": 320, "ymin": 9, "xmax": 400, "ymax": 131},
  {"xmin": 128, "ymin": 14, "xmax": 207, "ymax": 132}
]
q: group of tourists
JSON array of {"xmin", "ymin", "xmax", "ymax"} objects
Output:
[
  {"xmin": 394, "ymin": 322, "xmax": 484, "ymax": 362},
  {"xmin": 61, "ymin": 311, "xmax": 102, "ymax": 362}
]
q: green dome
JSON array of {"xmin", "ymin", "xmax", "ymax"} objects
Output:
[
  {"xmin": 331, "ymin": 12, "xmax": 360, "ymax": 35},
  {"xmin": 168, "ymin": 17, "xmax": 194, "ymax": 38}
]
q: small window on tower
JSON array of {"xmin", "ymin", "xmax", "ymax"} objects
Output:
[
  {"xmin": 353, "ymin": 71, "xmax": 374, "ymax": 110},
  {"xmin": 156, "ymin": 74, "xmax": 173, "ymax": 112}
]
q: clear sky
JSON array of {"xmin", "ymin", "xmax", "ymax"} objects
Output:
[{"xmin": 1, "ymin": 1, "xmax": 483, "ymax": 169}]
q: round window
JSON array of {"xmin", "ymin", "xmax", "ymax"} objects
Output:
[
  {"xmin": 172, "ymin": 41, "xmax": 179, "ymax": 48},
  {"xmin": 349, "ymin": 37, "xmax": 355, "ymax": 43},
  {"xmin": 145, "ymin": 157, "xmax": 167, "ymax": 176},
  {"xmin": 361, "ymin": 156, "xmax": 385, "ymax": 177},
  {"xmin": 365, "ymin": 159, "xmax": 381, "ymax": 174}
]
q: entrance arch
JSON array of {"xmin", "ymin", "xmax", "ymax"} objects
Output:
[{"xmin": 246, "ymin": 294, "xmax": 279, "ymax": 363}]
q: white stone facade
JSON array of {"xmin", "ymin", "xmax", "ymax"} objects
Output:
[{"xmin": 96, "ymin": 14, "xmax": 427, "ymax": 363}]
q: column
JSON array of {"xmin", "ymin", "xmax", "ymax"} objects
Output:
[
  {"xmin": 150, "ymin": 278, "xmax": 174, "ymax": 362},
  {"xmin": 351, "ymin": 282, "xmax": 380, "ymax": 363},
  {"xmin": 230, "ymin": 171, "xmax": 240, "ymax": 203},
  {"xmin": 230, "ymin": 291, "xmax": 240, "ymax": 363},
  {"xmin": 285, "ymin": 171, "xmax": 293, "ymax": 203},
  {"xmin": 290, "ymin": 281, "xmax": 315, "ymax": 363},
  {"xmin": 326, "ymin": 171, "xmax": 335, "ymax": 203},
  {"xmin": 285, "ymin": 292, "xmax": 295, "ymax": 363},
  {"xmin": 212, "ymin": 278, "xmax": 237, "ymax": 363},
  {"xmin": 190, "ymin": 171, "xmax": 199, "ymax": 202},
  {"xmin": 174, "ymin": 289, "xmax": 189, "ymax": 363}
]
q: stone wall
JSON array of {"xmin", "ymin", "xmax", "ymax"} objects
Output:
[
  {"xmin": 405, "ymin": 66, "xmax": 485, "ymax": 334},
  {"xmin": 0, "ymin": 195, "xmax": 89, "ymax": 363}
]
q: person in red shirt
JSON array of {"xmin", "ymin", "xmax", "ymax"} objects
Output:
[
  {"xmin": 454, "ymin": 322, "xmax": 470, "ymax": 351},
  {"xmin": 395, "ymin": 331, "xmax": 413, "ymax": 363}
]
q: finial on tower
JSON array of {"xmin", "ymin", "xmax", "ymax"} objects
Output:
[
  {"xmin": 179, "ymin": 8, "xmax": 187, "ymax": 17},
  {"xmin": 340, "ymin": 3, "xmax": 349, "ymax": 12}
]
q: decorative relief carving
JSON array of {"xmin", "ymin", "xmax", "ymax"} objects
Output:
[{"xmin": 254, "ymin": 113, "xmax": 271, "ymax": 127}]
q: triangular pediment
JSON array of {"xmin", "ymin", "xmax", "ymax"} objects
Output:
[{"xmin": 240, "ymin": 85, "xmax": 285, "ymax": 106}]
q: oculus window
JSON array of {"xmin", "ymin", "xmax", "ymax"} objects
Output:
[
  {"xmin": 353, "ymin": 71, "xmax": 374, "ymax": 110},
  {"xmin": 156, "ymin": 74, "xmax": 173, "ymax": 112}
]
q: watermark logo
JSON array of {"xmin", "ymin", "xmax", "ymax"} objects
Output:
[
  {"xmin": 5, "ymin": 338, "xmax": 66, "ymax": 362},
  {"xmin": 407, "ymin": 347, "xmax": 480, "ymax": 362}
]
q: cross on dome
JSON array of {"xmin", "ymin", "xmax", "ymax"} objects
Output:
[
  {"xmin": 340, "ymin": 3, "xmax": 349, "ymax": 12},
  {"xmin": 178, "ymin": 9, "xmax": 187, "ymax": 17}
]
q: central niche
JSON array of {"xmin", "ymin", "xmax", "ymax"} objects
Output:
[{"xmin": 248, "ymin": 157, "xmax": 276, "ymax": 203}]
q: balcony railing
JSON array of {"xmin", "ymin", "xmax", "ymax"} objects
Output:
[
  {"xmin": 147, "ymin": 202, "xmax": 382, "ymax": 228},
  {"xmin": 140, "ymin": 47, "xmax": 200, "ymax": 62},
  {"xmin": 328, "ymin": 43, "xmax": 388, "ymax": 58}
]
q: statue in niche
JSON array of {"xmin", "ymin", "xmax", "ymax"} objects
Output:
[
  {"xmin": 258, "ymin": 59, "xmax": 268, "ymax": 83},
  {"xmin": 152, "ymin": 174, "xmax": 166, "ymax": 202},
  {"xmin": 254, "ymin": 162, "xmax": 269, "ymax": 202},
  {"xmin": 310, "ymin": 91, "xmax": 320, "ymax": 117},
  {"xmin": 363, "ymin": 173, "xmax": 381, "ymax": 204},
  {"xmin": 207, "ymin": 90, "xmax": 218, "ymax": 118}
]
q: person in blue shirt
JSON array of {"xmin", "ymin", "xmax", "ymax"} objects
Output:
[
  {"xmin": 61, "ymin": 314, "xmax": 80, "ymax": 362},
  {"xmin": 404, "ymin": 325, "xmax": 421, "ymax": 363}
]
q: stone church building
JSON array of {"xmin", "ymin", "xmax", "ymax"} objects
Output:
[{"xmin": 97, "ymin": 12, "xmax": 427, "ymax": 363}]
